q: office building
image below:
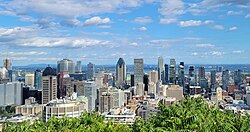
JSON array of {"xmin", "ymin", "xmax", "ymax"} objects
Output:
[
  {"xmin": 3, "ymin": 58, "xmax": 12, "ymax": 82},
  {"xmin": 25, "ymin": 74, "xmax": 35, "ymax": 87},
  {"xmin": 57, "ymin": 59, "xmax": 75, "ymax": 74},
  {"xmin": 178, "ymin": 62, "xmax": 185, "ymax": 87},
  {"xmin": 84, "ymin": 81, "xmax": 97, "ymax": 112},
  {"xmin": 134, "ymin": 59, "xmax": 144, "ymax": 95},
  {"xmin": 109, "ymin": 88, "xmax": 125, "ymax": 108},
  {"xmin": 148, "ymin": 82, "xmax": 156, "ymax": 96},
  {"xmin": 116, "ymin": 58, "xmax": 126, "ymax": 87},
  {"xmin": 169, "ymin": 59, "xmax": 176, "ymax": 84},
  {"xmin": 162, "ymin": 85, "xmax": 183, "ymax": 101},
  {"xmin": 34, "ymin": 70, "xmax": 42, "ymax": 90},
  {"xmin": 234, "ymin": 69, "xmax": 242, "ymax": 86},
  {"xmin": 42, "ymin": 66, "xmax": 57, "ymax": 104},
  {"xmin": 87, "ymin": 62, "xmax": 95, "ymax": 80},
  {"xmin": 149, "ymin": 70, "xmax": 158, "ymax": 84},
  {"xmin": 58, "ymin": 72, "xmax": 72, "ymax": 98},
  {"xmin": 0, "ymin": 82, "xmax": 23, "ymax": 106},
  {"xmin": 216, "ymin": 66, "xmax": 223, "ymax": 72},
  {"xmin": 42, "ymin": 97, "xmax": 88, "ymax": 122},
  {"xmin": 100, "ymin": 92, "xmax": 114, "ymax": 113},
  {"xmin": 143, "ymin": 74, "xmax": 149, "ymax": 92},
  {"xmin": 158, "ymin": 56, "xmax": 164, "ymax": 83},
  {"xmin": 210, "ymin": 70, "xmax": 217, "ymax": 86},
  {"xmin": 131, "ymin": 74, "xmax": 134, "ymax": 87},
  {"xmin": 75, "ymin": 61, "xmax": 82, "ymax": 73},
  {"xmin": 198, "ymin": 67, "xmax": 205, "ymax": 80},
  {"xmin": 164, "ymin": 64, "xmax": 169, "ymax": 84},
  {"xmin": 222, "ymin": 70, "xmax": 230, "ymax": 90},
  {"xmin": 189, "ymin": 66, "xmax": 196, "ymax": 86}
]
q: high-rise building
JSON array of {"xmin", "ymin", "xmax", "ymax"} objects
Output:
[
  {"xmin": 3, "ymin": 58, "xmax": 12, "ymax": 81},
  {"xmin": 178, "ymin": 62, "xmax": 185, "ymax": 87},
  {"xmin": 149, "ymin": 70, "xmax": 158, "ymax": 84},
  {"xmin": 189, "ymin": 66, "xmax": 196, "ymax": 86},
  {"xmin": 164, "ymin": 64, "xmax": 169, "ymax": 84},
  {"xmin": 116, "ymin": 58, "xmax": 126, "ymax": 87},
  {"xmin": 234, "ymin": 69, "xmax": 242, "ymax": 86},
  {"xmin": 131, "ymin": 74, "xmax": 134, "ymax": 87},
  {"xmin": 134, "ymin": 59, "xmax": 144, "ymax": 96},
  {"xmin": 58, "ymin": 72, "xmax": 72, "ymax": 98},
  {"xmin": 42, "ymin": 66, "xmax": 57, "ymax": 104},
  {"xmin": 143, "ymin": 74, "xmax": 149, "ymax": 92},
  {"xmin": 75, "ymin": 61, "xmax": 82, "ymax": 73},
  {"xmin": 198, "ymin": 67, "xmax": 206, "ymax": 80},
  {"xmin": 158, "ymin": 57, "xmax": 164, "ymax": 83},
  {"xmin": 216, "ymin": 66, "xmax": 223, "ymax": 72},
  {"xmin": 25, "ymin": 74, "xmax": 35, "ymax": 87},
  {"xmin": 100, "ymin": 92, "xmax": 114, "ymax": 113},
  {"xmin": 87, "ymin": 62, "xmax": 95, "ymax": 80},
  {"xmin": 34, "ymin": 69, "xmax": 42, "ymax": 90},
  {"xmin": 210, "ymin": 70, "xmax": 217, "ymax": 87},
  {"xmin": 0, "ymin": 82, "xmax": 23, "ymax": 106},
  {"xmin": 84, "ymin": 81, "xmax": 97, "ymax": 112},
  {"xmin": 169, "ymin": 59, "xmax": 176, "ymax": 84},
  {"xmin": 222, "ymin": 70, "xmax": 230, "ymax": 90},
  {"xmin": 3, "ymin": 58, "xmax": 12, "ymax": 70},
  {"xmin": 57, "ymin": 59, "xmax": 75, "ymax": 74},
  {"xmin": 109, "ymin": 88, "xmax": 125, "ymax": 108}
]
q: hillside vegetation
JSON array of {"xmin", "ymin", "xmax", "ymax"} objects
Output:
[{"xmin": 3, "ymin": 97, "xmax": 250, "ymax": 132}]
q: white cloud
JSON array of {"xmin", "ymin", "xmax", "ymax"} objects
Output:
[
  {"xmin": 129, "ymin": 42, "xmax": 139, "ymax": 46},
  {"xmin": 134, "ymin": 16, "xmax": 152, "ymax": 24},
  {"xmin": 210, "ymin": 51, "xmax": 225, "ymax": 56},
  {"xmin": 98, "ymin": 25, "xmax": 112, "ymax": 29},
  {"xmin": 179, "ymin": 20, "xmax": 204, "ymax": 27},
  {"xmin": 3, "ymin": 0, "xmax": 143, "ymax": 18},
  {"xmin": 229, "ymin": 26, "xmax": 238, "ymax": 31},
  {"xmin": 159, "ymin": 18, "xmax": 177, "ymax": 24},
  {"xmin": 83, "ymin": 16, "xmax": 111, "ymax": 26},
  {"xmin": 212, "ymin": 25, "xmax": 225, "ymax": 30},
  {"xmin": 0, "ymin": 51, "xmax": 47, "ymax": 56},
  {"xmin": 245, "ymin": 14, "xmax": 250, "ymax": 18},
  {"xmin": 191, "ymin": 52, "xmax": 198, "ymax": 56},
  {"xmin": 179, "ymin": 20, "xmax": 214, "ymax": 27},
  {"xmin": 138, "ymin": 26, "xmax": 147, "ymax": 31},
  {"xmin": 133, "ymin": 26, "xmax": 148, "ymax": 31},
  {"xmin": 232, "ymin": 50, "xmax": 244, "ymax": 54},
  {"xmin": 227, "ymin": 10, "xmax": 242, "ymax": 15},
  {"xmin": 159, "ymin": 0, "xmax": 185, "ymax": 16},
  {"xmin": 195, "ymin": 44, "xmax": 215, "ymax": 48}
]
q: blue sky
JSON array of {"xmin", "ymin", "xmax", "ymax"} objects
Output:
[{"xmin": 0, "ymin": 0, "xmax": 249, "ymax": 66}]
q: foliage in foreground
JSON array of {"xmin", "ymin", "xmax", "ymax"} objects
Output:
[{"xmin": 3, "ymin": 97, "xmax": 250, "ymax": 132}]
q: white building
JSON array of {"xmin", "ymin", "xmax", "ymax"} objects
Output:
[
  {"xmin": 109, "ymin": 88, "xmax": 125, "ymax": 108},
  {"xmin": 25, "ymin": 74, "xmax": 34, "ymax": 87},
  {"xmin": 84, "ymin": 81, "xmax": 97, "ymax": 112},
  {"xmin": 102, "ymin": 108, "xmax": 136, "ymax": 125},
  {"xmin": 247, "ymin": 93, "xmax": 250, "ymax": 106},
  {"xmin": 42, "ymin": 96, "xmax": 88, "ymax": 122},
  {"xmin": 0, "ymin": 82, "xmax": 23, "ymax": 106}
]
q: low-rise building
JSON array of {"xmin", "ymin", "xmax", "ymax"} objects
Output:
[
  {"xmin": 42, "ymin": 96, "xmax": 88, "ymax": 122},
  {"xmin": 102, "ymin": 107, "xmax": 136, "ymax": 125},
  {"xmin": 15, "ymin": 97, "xmax": 43, "ymax": 116}
]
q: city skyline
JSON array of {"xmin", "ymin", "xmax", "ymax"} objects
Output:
[{"xmin": 0, "ymin": 0, "xmax": 250, "ymax": 65}]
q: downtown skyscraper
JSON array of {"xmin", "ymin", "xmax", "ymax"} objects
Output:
[
  {"xmin": 158, "ymin": 56, "xmax": 164, "ymax": 83},
  {"xmin": 178, "ymin": 62, "xmax": 185, "ymax": 87},
  {"xmin": 169, "ymin": 59, "xmax": 176, "ymax": 84},
  {"xmin": 134, "ymin": 58, "xmax": 144, "ymax": 96},
  {"xmin": 87, "ymin": 62, "xmax": 95, "ymax": 80},
  {"xmin": 57, "ymin": 59, "xmax": 75, "ymax": 74},
  {"xmin": 116, "ymin": 58, "xmax": 126, "ymax": 88}
]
